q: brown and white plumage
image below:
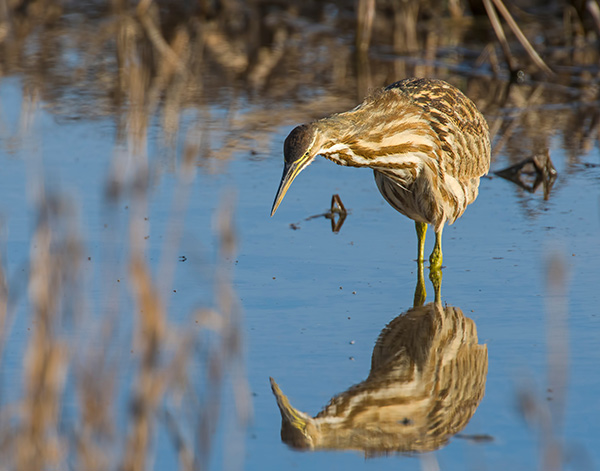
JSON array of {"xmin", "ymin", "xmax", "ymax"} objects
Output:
[
  {"xmin": 271, "ymin": 78, "xmax": 491, "ymax": 268},
  {"xmin": 270, "ymin": 302, "xmax": 488, "ymax": 454}
]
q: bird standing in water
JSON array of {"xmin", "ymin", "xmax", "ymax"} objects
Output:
[{"xmin": 271, "ymin": 78, "xmax": 490, "ymax": 271}]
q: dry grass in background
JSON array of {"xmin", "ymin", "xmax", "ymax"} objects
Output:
[
  {"xmin": 0, "ymin": 91, "xmax": 249, "ymax": 471},
  {"xmin": 0, "ymin": 0, "xmax": 598, "ymax": 166},
  {"xmin": 0, "ymin": 2, "xmax": 251, "ymax": 469}
]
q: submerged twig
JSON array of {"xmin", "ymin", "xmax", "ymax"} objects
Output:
[
  {"xmin": 494, "ymin": 150, "xmax": 557, "ymax": 199},
  {"xmin": 294, "ymin": 194, "xmax": 348, "ymax": 233}
]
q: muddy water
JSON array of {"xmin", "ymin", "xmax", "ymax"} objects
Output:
[{"xmin": 1, "ymin": 4, "xmax": 599, "ymax": 470}]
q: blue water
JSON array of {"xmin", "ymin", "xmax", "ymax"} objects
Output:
[{"xmin": 0, "ymin": 74, "xmax": 599, "ymax": 471}]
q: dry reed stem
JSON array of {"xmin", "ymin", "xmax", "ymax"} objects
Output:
[
  {"xmin": 75, "ymin": 352, "xmax": 118, "ymax": 471},
  {"xmin": 121, "ymin": 255, "xmax": 167, "ymax": 471},
  {"xmin": 118, "ymin": 11, "xmax": 173, "ymax": 468},
  {"xmin": 482, "ymin": 0, "xmax": 518, "ymax": 73},
  {"xmin": 0, "ymin": 5, "xmax": 248, "ymax": 468},
  {"xmin": 489, "ymin": 0, "xmax": 555, "ymax": 77},
  {"xmin": 15, "ymin": 199, "xmax": 82, "ymax": 471},
  {"xmin": 393, "ymin": 1, "xmax": 420, "ymax": 54},
  {"xmin": 137, "ymin": 0, "xmax": 188, "ymax": 75},
  {"xmin": 114, "ymin": 6, "xmax": 248, "ymax": 467},
  {"xmin": 248, "ymin": 28, "xmax": 287, "ymax": 90},
  {"xmin": 203, "ymin": 25, "xmax": 248, "ymax": 73},
  {"xmin": 356, "ymin": 0, "xmax": 375, "ymax": 53},
  {"xmin": 587, "ymin": 0, "xmax": 600, "ymax": 36}
]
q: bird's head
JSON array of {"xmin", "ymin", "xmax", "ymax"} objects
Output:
[
  {"xmin": 270, "ymin": 377, "xmax": 318, "ymax": 449},
  {"xmin": 271, "ymin": 124, "xmax": 320, "ymax": 216}
]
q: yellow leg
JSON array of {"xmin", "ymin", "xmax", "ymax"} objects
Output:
[
  {"xmin": 415, "ymin": 221, "xmax": 427, "ymax": 263},
  {"xmin": 428, "ymin": 227, "xmax": 443, "ymax": 298},
  {"xmin": 429, "ymin": 228, "xmax": 443, "ymax": 270},
  {"xmin": 429, "ymin": 265, "xmax": 442, "ymax": 304},
  {"xmin": 413, "ymin": 259, "xmax": 427, "ymax": 307}
]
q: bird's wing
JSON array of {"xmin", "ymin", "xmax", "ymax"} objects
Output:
[{"xmin": 391, "ymin": 79, "xmax": 491, "ymax": 181}]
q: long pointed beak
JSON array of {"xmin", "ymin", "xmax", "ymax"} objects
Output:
[
  {"xmin": 269, "ymin": 377, "xmax": 308, "ymax": 427},
  {"xmin": 270, "ymin": 376, "xmax": 316, "ymax": 450},
  {"xmin": 270, "ymin": 161, "xmax": 300, "ymax": 217}
]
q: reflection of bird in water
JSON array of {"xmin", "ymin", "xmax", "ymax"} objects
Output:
[
  {"xmin": 270, "ymin": 300, "xmax": 488, "ymax": 454},
  {"xmin": 271, "ymin": 78, "xmax": 490, "ymax": 270}
]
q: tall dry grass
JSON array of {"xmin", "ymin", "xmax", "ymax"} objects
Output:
[
  {"xmin": 0, "ymin": 189, "xmax": 247, "ymax": 471},
  {"xmin": 0, "ymin": 3, "xmax": 251, "ymax": 470},
  {"xmin": 0, "ymin": 0, "xmax": 597, "ymax": 172}
]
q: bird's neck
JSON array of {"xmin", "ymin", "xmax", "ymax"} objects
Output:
[
  {"xmin": 312, "ymin": 109, "xmax": 438, "ymax": 172},
  {"xmin": 312, "ymin": 113, "xmax": 373, "ymax": 168}
]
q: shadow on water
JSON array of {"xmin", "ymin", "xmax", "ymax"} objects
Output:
[{"xmin": 270, "ymin": 268, "xmax": 488, "ymax": 456}]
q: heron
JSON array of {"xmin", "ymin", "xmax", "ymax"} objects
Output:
[
  {"xmin": 271, "ymin": 78, "xmax": 491, "ymax": 270},
  {"xmin": 269, "ymin": 301, "xmax": 488, "ymax": 453}
]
